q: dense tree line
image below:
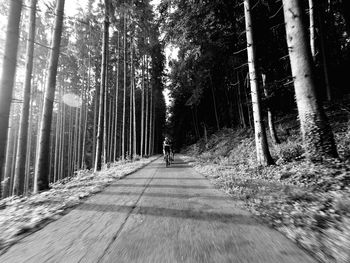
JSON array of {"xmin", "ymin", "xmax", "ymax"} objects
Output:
[
  {"xmin": 0, "ymin": 0, "xmax": 166, "ymax": 197},
  {"xmin": 160, "ymin": 0, "xmax": 349, "ymax": 164}
]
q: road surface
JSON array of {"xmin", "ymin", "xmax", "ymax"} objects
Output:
[{"xmin": 0, "ymin": 156, "xmax": 317, "ymax": 263}]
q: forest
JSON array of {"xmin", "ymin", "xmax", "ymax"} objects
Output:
[{"xmin": 0, "ymin": 0, "xmax": 350, "ymax": 262}]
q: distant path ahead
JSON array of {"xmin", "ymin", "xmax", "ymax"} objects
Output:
[{"xmin": 0, "ymin": 156, "xmax": 316, "ymax": 263}]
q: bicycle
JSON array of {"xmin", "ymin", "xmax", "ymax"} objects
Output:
[{"xmin": 165, "ymin": 152, "xmax": 171, "ymax": 167}]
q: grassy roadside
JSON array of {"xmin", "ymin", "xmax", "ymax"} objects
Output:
[
  {"xmin": 181, "ymin": 107, "xmax": 350, "ymax": 263},
  {"xmin": 0, "ymin": 156, "xmax": 158, "ymax": 255}
]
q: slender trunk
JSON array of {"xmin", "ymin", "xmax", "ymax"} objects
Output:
[
  {"xmin": 317, "ymin": 6, "xmax": 331, "ymax": 101},
  {"xmin": 92, "ymin": 64, "xmax": 99, "ymax": 164},
  {"xmin": 122, "ymin": 14, "xmax": 127, "ymax": 160},
  {"xmin": 103, "ymin": 48, "xmax": 109, "ymax": 164},
  {"xmin": 148, "ymin": 84, "xmax": 153, "ymax": 156},
  {"xmin": 140, "ymin": 56, "xmax": 145, "ymax": 157},
  {"xmin": 132, "ymin": 45, "xmax": 137, "ymax": 157},
  {"xmin": 282, "ymin": 0, "xmax": 338, "ymax": 160},
  {"xmin": 209, "ymin": 74, "xmax": 220, "ymax": 131},
  {"xmin": 145, "ymin": 57, "xmax": 149, "ymax": 156},
  {"xmin": 13, "ymin": 0, "xmax": 37, "ymax": 195},
  {"xmin": 2, "ymin": 118, "xmax": 15, "ymax": 198},
  {"xmin": 10, "ymin": 122, "xmax": 19, "ymax": 196},
  {"xmin": 34, "ymin": 0, "xmax": 65, "ymax": 192},
  {"xmin": 308, "ymin": 0, "xmax": 316, "ymax": 60},
  {"xmin": 94, "ymin": 0, "xmax": 109, "ymax": 171},
  {"xmin": 0, "ymin": 0, "xmax": 23, "ymax": 194},
  {"xmin": 262, "ymin": 73, "xmax": 280, "ymax": 144},
  {"xmin": 244, "ymin": 0, "xmax": 274, "ymax": 166},
  {"xmin": 113, "ymin": 35, "xmax": 120, "ymax": 161},
  {"xmin": 129, "ymin": 46, "xmax": 133, "ymax": 159}
]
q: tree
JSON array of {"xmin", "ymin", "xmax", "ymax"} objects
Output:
[
  {"xmin": 34, "ymin": 0, "xmax": 65, "ymax": 193},
  {"xmin": 244, "ymin": 0, "xmax": 274, "ymax": 166},
  {"xmin": 13, "ymin": 0, "xmax": 38, "ymax": 196},
  {"xmin": 0, "ymin": 0, "xmax": 23, "ymax": 197},
  {"xmin": 282, "ymin": 0, "xmax": 338, "ymax": 161},
  {"xmin": 94, "ymin": 0, "xmax": 109, "ymax": 171}
]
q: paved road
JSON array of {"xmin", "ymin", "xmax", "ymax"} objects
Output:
[{"xmin": 0, "ymin": 156, "xmax": 317, "ymax": 263}]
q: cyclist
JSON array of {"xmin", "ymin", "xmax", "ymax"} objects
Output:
[{"xmin": 163, "ymin": 137, "xmax": 172, "ymax": 165}]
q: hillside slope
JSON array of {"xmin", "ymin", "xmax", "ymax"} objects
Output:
[{"xmin": 182, "ymin": 104, "xmax": 350, "ymax": 263}]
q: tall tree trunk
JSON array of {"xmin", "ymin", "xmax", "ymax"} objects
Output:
[
  {"xmin": 144, "ymin": 57, "xmax": 149, "ymax": 156},
  {"xmin": 244, "ymin": 0, "xmax": 274, "ymax": 166},
  {"xmin": 122, "ymin": 14, "xmax": 127, "ymax": 160},
  {"xmin": 148, "ymin": 84, "xmax": 153, "ymax": 156},
  {"xmin": 0, "ymin": 0, "xmax": 23, "ymax": 197},
  {"xmin": 282, "ymin": 0, "xmax": 338, "ymax": 161},
  {"xmin": 94, "ymin": 0, "xmax": 109, "ymax": 171},
  {"xmin": 308, "ymin": 0, "xmax": 316, "ymax": 60},
  {"xmin": 262, "ymin": 73, "xmax": 280, "ymax": 144},
  {"xmin": 113, "ymin": 35, "xmax": 120, "ymax": 161},
  {"xmin": 92, "ymin": 64, "xmax": 99, "ymax": 165},
  {"xmin": 34, "ymin": 0, "xmax": 65, "ymax": 192},
  {"xmin": 317, "ymin": 6, "xmax": 331, "ymax": 101},
  {"xmin": 132, "ymin": 44, "xmax": 137, "ymax": 157},
  {"xmin": 13, "ymin": 0, "xmax": 38, "ymax": 195},
  {"xmin": 140, "ymin": 56, "xmax": 145, "ymax": 158},
  {"xmin": 129, "ymin": 44, "xmax": 133, "ymax": 158},
  {"xmin": 2, "ymin": 117, "xmax": 15, "ymax": 198}
]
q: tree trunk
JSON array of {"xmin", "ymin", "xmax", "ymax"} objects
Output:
[
  {"xmin": 262, "ymin": 73, "xmax": 280, "ymax": 144},
  {"xmin": 122, "ymin": 14, "xmax": 127, "ymax": 160},
  {"xmin": 113, "ymin": 34, "xmax": 120, "ymax": 161},
  {"xmin": 209, "ymin": 74, "xmax": 220, "ymax": 131},
  {"xmin": 0, "ymin": 0, "xmax": 23, "ymax": 196},
  {"xmin": 308, "ymin": 0, "xmax": 316, "ymax": 60},
  {"xmin": 282, "ymin": 0, "xmax": 338, "ymax": 161},
  {"xmin": 34, "ymin": 0, "xmax": 65, "ymax": 193},
  {"xmin": 145, "ymin": 57, "xmax": 149, "ymax": 156},
  {"xmin": 317, "ymin": 6, "xmax": 331, "ymax": 101},
  {"xmin": 140, "ymin": 56, "xmax": 145, "ymax": 158},
  {"xmin": 132, "ymin": 44, "xmax": 137, "ymax": 157},
  {"xmin": 13, "ymin": 0, "xmax": 37, "ymax": 195},
  {"xmin": 244, "ymin": 0, "xmax": 274, "ymax": 166},
  {"xmin": 94, "ymin": 0, "xmax": 109, "ymax": 172}
]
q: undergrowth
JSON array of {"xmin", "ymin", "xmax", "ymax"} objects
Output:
[{"xmin": 182, "ymin": 106, "xmax": 350, "ymax": 263}]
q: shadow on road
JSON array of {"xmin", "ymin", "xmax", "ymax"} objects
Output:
[
  {"xmin": 99, "ymin": 191, "xmax": 231, "ymax": 201},
  {"xmin": 109, "ymin": 184, "xmax": 211, "ymax": 189},
  {"xmin": 75, "ymin": 203, "xmax": 258, "ymax": 225}
]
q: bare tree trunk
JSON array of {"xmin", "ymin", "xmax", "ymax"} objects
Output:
[
  {"xmin": 308, "ymin": 0, "xmax": 316, "ymax": 60},
  {"xmin": 92, "ymin": 64, "xmax": 99, "ymax": 165},
  {"xmin": 317, "ymin": 6, "xmax": 331, "ymax": 101},
  {"xmin": 282, "ymin": 0, "xmax": 338, "ymax": 161},
  {"xmin": 144, "ymin": 57, "xmax": 149, "ymax": 156},
  {"xmin": 122, "ymin": 14, "xmax": 127, "ymax": 160},
  {"xmin": 103, "ymin": 49, "xmax": 109, "ymax": 165},
  {"xmin": 94, "ymin": 0, "xmax": 109, "ymax": 171},
  {"xmin": 262, "ymin": 73, "xmax": 280, "ymax": 144},
  {"xmin": 34, "ymin": 0, "xmax": 65, "ymax": 192},
  {"xmin": 244, "ymin": 0, "xmax": 274, "ymax": 166},
  {"xmin": 209, "ymin": 74, "xmax": 220, "ymax": 131},
  {"xmin": 148, "ymin": 84, "xmax": 153, "ymax": 156},
  {"xmin": 132, "ymin": 44, "xmax": 137, "ymax": 157},
  {"xmin": 13, "ymin": 0, "xmax": 37, "ymax": 195},
  {"xmin": 140, "ymin": 56, "xmax": 145, "ymax": 158},
  {"xmin": 113, "ymin": 34, "xmax": 120, "ymax": 161},
  {"xmin": 129, "ymin": 43, "xmax": 133, "ymax": 159},
  {"xmin": 0, "ymin": 0, "xmax": 23, "ymax": 196},
  {"xmin": 2, "ymin": 117, "xmax": 15, "ymax": 198}
]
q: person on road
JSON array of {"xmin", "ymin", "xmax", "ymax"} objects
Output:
[{"xmin": 163, "ymin": 137, "xmax": 172, "ymax": 161}]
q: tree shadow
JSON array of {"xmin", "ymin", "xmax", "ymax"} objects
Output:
[
  {"xmin": 75, "ymin": 203, "xmax": 257, "ymax": 225},
  {"xmin": 99, "ymin": 191, "xmax": 232, "ymax": 201}
]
